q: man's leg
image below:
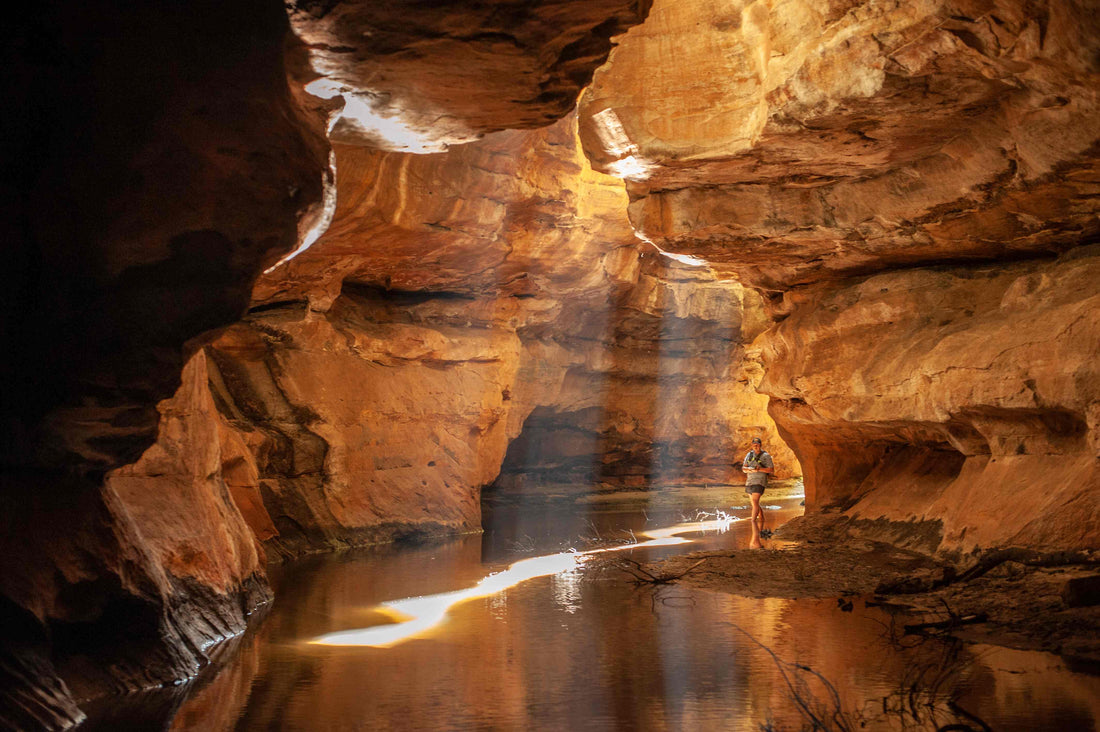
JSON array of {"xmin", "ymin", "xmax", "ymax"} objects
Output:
[{"xmin": 750, "ymin": 491, "xmax": 764, "ymax": 531}]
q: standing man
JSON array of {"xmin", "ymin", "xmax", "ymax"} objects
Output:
[{"xmin": 743, "ymin": 437, "xmax": 774, "ymax": 536}]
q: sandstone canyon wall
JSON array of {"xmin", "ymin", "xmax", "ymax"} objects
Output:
[
  {"xmin": 578, "ymin": 0, "xmax": 1099, "ymax": 553},
  {"xmin": 200, "ymin": 114, "xmax": 794, "ymax": 559},
  {"xmin": 6, "ymin": 90, "xmax": 789, "ymax": 727},
  {"xmin": 2, "ymin": 1, "xmax": 330, "ymax": 726},
  {"xmin": 4, "ymin": 0, "xmax": 1098, "ymax": 728},
  {"xmin": 762, "ymin": 249, "xmax": 1099, "ymax": 551},
  {"xmin": 286, "ymin": 0, "xmax": 656, "ymax": 150},
  {"xmin": 1, "ymin": 1, "xmax": 659, "ymax": 727}
]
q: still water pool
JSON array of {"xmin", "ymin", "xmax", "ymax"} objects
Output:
[{"xmin": 81, "ymin": 487, "xmax": 1100, "ymax": 730}]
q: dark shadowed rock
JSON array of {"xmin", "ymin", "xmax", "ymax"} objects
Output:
[
  {"xmin": 1063, "ymin": 574, "xmax": 1100, "ymax": 608},
  {"xmin": 287, "ymin": 0, "xmax": 653, "ymax": 150}
]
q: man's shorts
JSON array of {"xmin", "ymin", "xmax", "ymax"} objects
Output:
[{"xmin": 745, "ymin": 484, "xmax": 766, "ymax": 495}]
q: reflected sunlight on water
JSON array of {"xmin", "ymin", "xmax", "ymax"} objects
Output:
[
  {"xmin": 76, "ymin": 493, "xmax": 1100, "ymax": 732},
  {"xmin": 310, "ymin": 516, "xmax": 738, "ymax": 648}
]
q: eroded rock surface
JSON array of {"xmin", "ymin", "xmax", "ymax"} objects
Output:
[
  {"xmin": 254, "ymin": 112, "xmax": 637, "ymax": 307},
  {"xmin": 2, "ymin": 2, "xmax": 660, "ymax": 727},
  {"xmin": 6, "ymin": 0, "xmax": 1096, "ymax": 727},
  {"xmin": 216, "ymin": 115, "xmax": 795, "ymax": 555},
  {"xmin": 2, "ymin": 1, "xmax": 327, "ymax": 726},
  {"xmin": 203, "ymin": 302, "xmax": 518, "ymax": 559},
  {"xmin": 762, "ymin": 248, "xmax": 1100, "ymax": 552},
  {"xmin": 287, "ymin": 0, "xmax": 653, "ymax": 150},
  {"xmin": 201, "ymin": 268, "xmax": 795, "ymax": 557},
  {"xmin": 492, "ymin": 252, "xmax": 796, "ymax": 497},
  {"xmin": 581, "ymin": 0, "xmax": 1099, "ymax": 289},
  {"xmin": 577, "ymin": 0, "xmax": 1100, "ymax": 550},
  {"xmin": 2, "ymin": 0, "xmax": 334, "ymax": 479}
]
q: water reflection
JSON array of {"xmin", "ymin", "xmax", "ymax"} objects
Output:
[
  {"xmin": 310, "ymin": 516, "xmax": 736, "ymax": 648},
  {"xmin": 749, "ymin": 520, "xmax": 763, "ymax": 549},
  {"xmin": 77, "ymin": 492, "xmax": 1100, "ymax": 731}
]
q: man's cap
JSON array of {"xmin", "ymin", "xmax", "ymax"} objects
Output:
[{"xmin": 751, "ymin": 437, "xmax": 762, "ymax": 444}]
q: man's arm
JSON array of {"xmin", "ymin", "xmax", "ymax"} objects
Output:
[{"xmin": 758, "ymin": 453, "xmax": 774, "ymax": 475}]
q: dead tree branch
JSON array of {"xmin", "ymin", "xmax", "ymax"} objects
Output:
[{"xmin": 614, "ymin": 557, "xmax": 710, "ymax": 585}]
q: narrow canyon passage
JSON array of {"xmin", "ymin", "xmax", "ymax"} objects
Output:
[{"xmin": 2, "ymin": 0, "xmax": 1098, "ymax": 730}]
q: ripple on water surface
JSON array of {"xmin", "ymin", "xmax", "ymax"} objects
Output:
[{"xmin": 78, "ymin": 492, "xmax": 1100, "ymax": 731}]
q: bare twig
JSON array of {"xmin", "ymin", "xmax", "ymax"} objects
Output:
[
  {"xmin": 880, "ymin": 548, "xmax": 1100, "ymax": 596},
  {"xmin": 946, "ymin": 700, "xmax": 993, "ymax": 732},
  {"xmin": 904, "ymin": 614, "xmax": 987, "ymax": 635},
  {"xmin": 613, "ymin": 557, "xmax": 711, "ymax": 585},
  {"xmin": 733, "ymin": 625, "xmax": 850, "ymax": 732}
]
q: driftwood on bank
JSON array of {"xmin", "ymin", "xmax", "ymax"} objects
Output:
[
  {"xmin": 876, "ymin": 547, "xmax": 1100, "ymax": 595},
  {"xmin": 956, "ymin": 548, "xmax": 1099, "ymax": 581},
  {"xmin": 612, "ymin": 557, "xmax": 710, "ymax": 584},
  {"xmin": 903, "ymin": 614, "xmax": 988, "ymax": 635}
]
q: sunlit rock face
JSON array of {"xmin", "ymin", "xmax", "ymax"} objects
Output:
[
  {"xmin": 209, "ymin": 115, "xmax": 794, "ymax": 554},
  {"xmin": 11, "ymin": 0, "xmax": 1096, "ymax": 725},
  {"xmin": 763, "ymin": 249, "xmax": 1100, "ymax": 552},
  {"xmin": 200, "ymin": 301, "xmax": 519, "ymax": 559},
  {"xmin": 579, "ymin": 0, "xmax": 1100, "ymax": 550},
  {"xmin": 0, "ymin": 354, "xmax": 270, "ymax": 728},
  {"xmin": 107, "ymin": 354, "xmax": 269, "ymax": 593},
  {"xmin": 287, "ymin": 0, "xmax": 652, "ymax": 151},
  {"xmin": 492, "ymin": 252, "xmax": 797, "ymax": 496},
  {"xmin": 254, "ymin": 113, "xmax": 637, "ymax": 307},
  {"xmin": 580, "ymin": 0, "xmax": 1099, "ymax": 289},
  {"xmin": 3, "ymin": 2, "xmax": 660, "ymax": 726}
]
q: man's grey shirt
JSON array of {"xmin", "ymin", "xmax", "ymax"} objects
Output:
[{"xmin": 744, "ymin": 450, "xmax": 773, "ymax": 487}]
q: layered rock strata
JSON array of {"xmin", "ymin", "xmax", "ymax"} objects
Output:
[
  {"xmin": 0, "ymin": 357, "xmax": 271, "ymax": 728},
  {"xmin": 210, "ymin": 115, "xmax": 794, "ymax": 556},
  {"xmin": 11, "ymin": 0, "xmax": 1094, "ymax": 726},
  {"xmin": 2, "ymin": 1, "xmax": 659, "ymax": 727},
  {"xmin": 580, "ymin": 0, "xmax": 1099, "ymax": 290},
  {"xmin": 201, "ymin": 299, "xmax": 520, "ymax": 560},
  {"xmin": 287, "ymin": 0, "xmax": 653, "ymax": 150},
  {"xmin": 2, "ymin": 1, "xmax": 329, "ymax": 727},
  {"xmin": 491, "ymin": 252, "xmax": 794, "ymax": 497},
  {"xmin": 212, "ymin": 255, "xmax": 793, "ymax": 553},
  {"xmin": 578, "ymin": 0, "xmax": 1100, "ymax": 551},
  {"xmin": 762, "ymin": 248, "xmax": 1100, "ymax": 552}
]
